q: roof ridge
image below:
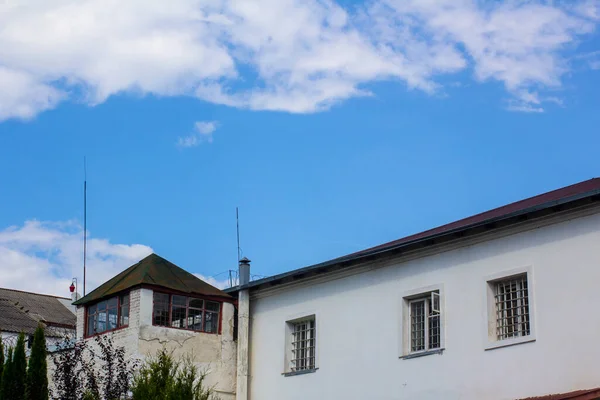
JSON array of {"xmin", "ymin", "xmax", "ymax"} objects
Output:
[
  {"xmin": 417, "ymin": 178, "xmax": 599, "ymax": 233},
  {"xmin": 349, "ymin": 177, "xmax": 600, "ymax": 256},
  {"xmin": 163, "ymin": 256, "xmax": 193, "ymax": 291},
  {"xmin": 74, "ymin": 252, "xmax": 231, "ymax": 305},
  {"xmin": 226, "ymin": 177, "xmax": 600, "ymax": 293},
  {"xmin": 0, "ymin": 287, "xmax": 70, "ymax": 300},
  {"xmin": 78, "ymin": 257, "xmax": 146, "ymax": 302}
]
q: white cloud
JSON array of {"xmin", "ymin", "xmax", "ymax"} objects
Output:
[
  {"xmin": 177, "ymin": 120, "xmax": 219, "ymax": 148},
  {"xmin": 193, "ymin": 273, "xmax": 231, "ymax": 290},
  {"xmin": 506, "ymin": 102, "xmax": 545, "ymax": 113},
  {"xmin": 579, "ymin": 50, "xmax": 600, "ymax": 70},
  {"xmin": 368, "ymin": 0, "xmax": 598, "ymax": 111},
  {"xmin": 0, "ymin": 220, "xmax": 153, "ymax": 296},
  {"xmin": 0, "ymin": 0, "xmax": 599, "ymax": 120}
]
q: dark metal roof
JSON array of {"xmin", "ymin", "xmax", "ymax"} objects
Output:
[
  {"xmin": 74, "ymin": 253, "xmax": 232, "ymax": 306},
  {"xmin": 0, "ymin": 288, "xmax": 76, "ymax": 335},
  {"xmin": 519, "ymin": 388, "xmax": 600, "ymax": 400},
  {"xmin": 352, "ymin": 178, "xmax": 600, "ymax": 257},
  {"xmin": 226, "ymin": 178, "xmax": 600, "ymax": 294}
]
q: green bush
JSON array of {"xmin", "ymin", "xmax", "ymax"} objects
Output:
[
  {"xmin": 81, "ymin": 390, "xmax": 100, "ymax": 400},
  {"xmin": 130, "ymin": 349, "xmax": 218, "ymax": 400}
]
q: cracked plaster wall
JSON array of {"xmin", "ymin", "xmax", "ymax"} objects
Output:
[{"xmin": 74, "ymin": 288, "xmax": 237, "ymax": 400}]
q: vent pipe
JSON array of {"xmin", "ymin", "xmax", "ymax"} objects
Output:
[
  {"xmin": 236, "ymin": 257, "xmax": 251, "ymax": 400},
  {"xmin": 239, "ymin": 257, "xmax": 251, "ymax": 286}
]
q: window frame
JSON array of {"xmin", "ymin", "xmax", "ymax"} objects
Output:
[
  {"xmin": 408, "ymin": 294, "xmax": 441, "ymax": 353},
  {"xmin": 483, "ymin": 266, "xmax": 536, "ymax": 351},
  {"xmin": 84, "ymin": 292, "xmax": 130, "ymax": 338},
  {"xmin": 151, "ymin": 291, "xmax": 223, "ymax": 335},
  {"xmin": 283, "ymin": 313, "xmax": 319, "ymax": 377},
  {"xmin": 400, "ymin": 284, "xmax": 445, "ymax": 359}
]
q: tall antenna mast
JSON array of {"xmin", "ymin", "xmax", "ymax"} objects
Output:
[
  {"xmin": 83, "ymin": 157, "xmax": 87, "ymax": 296},
  {"xmin": 236, "ymin": 207, "xmax": 241, "ymax": 261}
]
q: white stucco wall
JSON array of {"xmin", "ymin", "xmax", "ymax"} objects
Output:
[
  {"xmin": 248, "ymin": 210, "xmax": 600, "ymax": 400},
  {"xmin": 74, "ymin": 288, "xmax": 237, "ymax": 400}
]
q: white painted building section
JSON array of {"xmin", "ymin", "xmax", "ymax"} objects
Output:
[{"xmin": 247, "ymin": 210, "xmax": 600, "ymax": 400}]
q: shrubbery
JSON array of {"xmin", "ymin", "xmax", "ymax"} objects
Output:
[
  {"xmin": 0, "ymin": 330, "xmax": 217, "ymax": 400},
  {"xmin": 49, "ymin": 334, "xmax": 218, "ymax": 400},
  {"xmin": 131, "ymin": 349, "xmax": 217, "ymax": 400}
]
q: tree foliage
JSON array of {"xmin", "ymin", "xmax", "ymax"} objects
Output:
[
  {"xmin": 0, "ymin": 347, "xmax": 14, "ymax": 400},
  {"xmin": 48, "ymin": 334, "xmax": 218, "ymax": 400},
  {"xmin": 11, "ymin": 333, "xmax": 28, "ymax": 400},
  {"xmin": 50, "ymin": 334, "xmax": 136, "ymax": 400},
  {"xmin": 130, "ymin": 349, "xmax": 218, "ymax": 400},
  {"xmin": 0, "ymin": 336, "xmax": 4, "ymax": 392},
  {"xmin": 27, "ymin": 325, "xmax": 49, "ymax": 400}
]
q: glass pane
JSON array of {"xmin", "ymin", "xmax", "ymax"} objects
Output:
[
  {"xmin": 87, "ymin": 304, "xmax": 97, "ymax": 315},
  {"xmin": 204, "ymin": 311, "xmax": 219, "ymax": 333},
  {"xmin": 87, "ymin": 314, "xmax": 96, "ymax": 336},
  {"xmin": 153, "ymin": 292, "xmax": 170, "ymax": 326},
  {"xmin": 107, "ymin": 297, "xmax": 118, "ymax": 308},
  {"xmin": 108, "ymin": 307, "xmax": 118, "ymax": 330},
  {"xmin": 205, "ymin": 301, "xmax": 220, "ymax": 312},
  {"xmin": 188, "ymin": 308, "xmax": 203, "ymax": 331},
  {"xmin": 120, "ymin": 304, "xmax": 129, "ymax": 327},
  {"xmin": 120, "ymin": 294, "xmax": 129, "ymax": 305},
  {"xmin": 410, "ymin": 300, "xmax": 426, "ymax": 352},
  {"xmin": 97, "ymin": 309, "xmax": 107, "ymax": 333},
  {"xmin": 153, "ymin": 303, "xmax": 169, "ymax": 326},
  {"xmin": 189, "ymin": 298, "xmax": 204, "ymax": 309},
  {"xmin": 172, "ymin": 295, "xmax": 187, "ymax": 306},
  {"xmin": 153, "ymin": 292, "xmax": 169, "ymax": 304},
  {"xmin": 171, "ymin": 305, "xmax": 186, "ymax": 329},
  {"xmin": 97, "ymin": 301, "xmax": 107, "ymax": 312}
]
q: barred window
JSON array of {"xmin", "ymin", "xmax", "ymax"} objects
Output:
[
  {"xmin": 86, "ymin": 292, "xmax": 130, "ymax": 337},
  {"xmin": 289, "ymin": 317, "xmax": 316, "ymax": 372},
  {"xmin": 494, "ymin": 275, "xmax": 530, "ymax": 341},
  {"xmin": 409, "ymin": 292, "xmax": 440, "ymax": 353},
  {"xmin": 152, "ymin": 292, "xmax": 221, "ymax": 334}
]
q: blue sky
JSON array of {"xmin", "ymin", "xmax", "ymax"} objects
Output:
[{"xmin": 1, "ymin": 0, "xmax": 600, "ymax": 295}]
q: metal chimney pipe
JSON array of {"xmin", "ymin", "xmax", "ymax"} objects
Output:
[
  {"xmin": 236, "ymin": 257, "xmax": 251, "ymax": 400},
  {"xmin": 239, "ymin": 257, "xmax": 251, "ymax": 286}
]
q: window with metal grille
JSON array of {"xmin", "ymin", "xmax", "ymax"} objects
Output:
[
  {"xmin": 290, "ymin": 318, "xmax": 316, "ymax": 372},
  {"xmin": 494, "ymin": 275, "xmax": 530, "ymax": 341},
  {"xmin": 409, "ymin": 292, "xmax": 441, "ymax": 353}
]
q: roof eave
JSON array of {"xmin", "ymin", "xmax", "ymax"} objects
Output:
[
  {"xmin": 225, "ymin": 188, "xmax": 600, "ymax": 295},
  {"xmin": 74, "ymin": 283, "xmax": 233, "ymax": 307}
]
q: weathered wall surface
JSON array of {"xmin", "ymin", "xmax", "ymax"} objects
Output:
[
  {"xmin": 137, "ymin": 302, "xmax": 237, "ymax": 400},
  {"xmin": 248, "ymin": 210, "xmax": 600, "ymax": 400},
  {"xmin": 70, "ymin": 288, "xmax": 236, "ymax": 400}
]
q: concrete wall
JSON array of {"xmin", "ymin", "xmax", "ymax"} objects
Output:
[
  {"xmin": 247, "ymin": 210, "xmax": 600, "ymax": 400},
  {"xmin": 75, "ymin": 288, "xmax": 237, "ymax": 400}
]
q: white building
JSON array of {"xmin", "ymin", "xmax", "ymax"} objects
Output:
[
  {"xmin": 71, "ymin": 178, "xmax": 600, "ymax": 400},
  {"xmin": 72, "ymin": 253, "xmax": 238, "ymax": 400},
  {"xmin": 227, "ymin": 178, "xmax": 600, "ymax": 400}
]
